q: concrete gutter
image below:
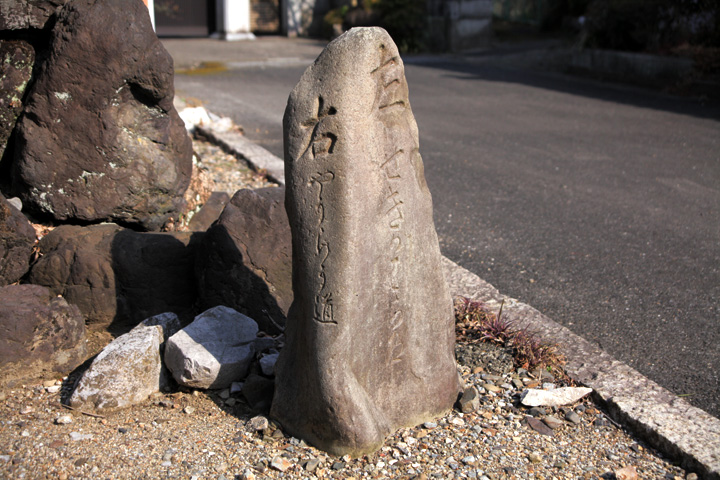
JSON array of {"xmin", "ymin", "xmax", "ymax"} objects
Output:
[{"xmin": 198, "ymin": 121, "xmax": 720, "ymax": 479}]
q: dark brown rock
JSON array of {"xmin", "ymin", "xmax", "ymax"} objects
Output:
[
  {"xmin": 0, "ymin": 0, "xmax": 68, "ymax": 30},
  {"xmin": 242, "ymin": 373, "xmax": 275, "ymax": 413},
  {"xmin": 271, "ymin": 28, "xmax": 460, "ymax": 456},
  {"xmin": 0, "ymin": 284, "xmax": 86, "ymax": 386},
  {"xmin": 12, "ymin": 0, "xmax": 192, "ymax": 231},
  {"xmin": 187, "ymin": 191, "xmax": 230, "ymax": 232},
  {"xmin": 0, "ymin": 193, "xmax": 35, "ymax": 285},
  {"xmin": 26, "ymin": 223, "xmax": 122, "ymax": 327},
  {"xmin": 110, "ymin": 228, "xmax": 201, "ymax": 329},
  {"xmin": 0, "ymin": 40, "xmax": 34, "ymax": 161},
  {"xmin": 26, "ymin": 223, "xmax": 201, "ymax": 331},
  {"xmin": 196, "ymin": 187, "xmax": 291, "ymax": 334},
  {"xmin": 526, "ymin": 415, "xmax": 555, "ymax": 436}
]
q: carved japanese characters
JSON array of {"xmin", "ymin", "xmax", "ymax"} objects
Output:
[{"xmin": 271, "ymin": 27, "xmax": 461, "ymax": 456}]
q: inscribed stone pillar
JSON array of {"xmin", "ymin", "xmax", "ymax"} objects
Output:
[{"xmin": 271, "ymin": 27, "xmax": 461, "ymax": 457}]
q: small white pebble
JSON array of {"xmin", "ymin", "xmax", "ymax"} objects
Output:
[{"xmin": 55, "ymin": 415, "xmax": 73, "ymax": 425}]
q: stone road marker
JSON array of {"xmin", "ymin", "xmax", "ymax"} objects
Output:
[{"xmin": 271, "ymin": 27, "xmax": 461, "ymax": 456}]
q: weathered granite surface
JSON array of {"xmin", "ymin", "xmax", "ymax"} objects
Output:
[
  {"xmin": 69, "ymin": 322, "xmax": 164, "ymax": 411},
  {"xmin": 164, "ymin": 306, "xmax": 259, "ymax": 390},
  {"xmin": 272, "ymin": 27, "xmax": 461, "ymax": 456}
]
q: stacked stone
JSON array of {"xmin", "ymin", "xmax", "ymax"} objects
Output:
[{"xmin": 0, "ymin": 0, "xmax": 193, "ymax": 387}]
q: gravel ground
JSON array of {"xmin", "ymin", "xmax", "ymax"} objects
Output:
[
  {"xmin": 191, "ymin": 134, "xmax": 278, "ymax": 195},
  {"xmin": 0, "ymin": 134, "xmax": 695, "ymax": 480},
  {"xmin": 0, "ymin": 357, "xmax": 691, "ymax": 480}
]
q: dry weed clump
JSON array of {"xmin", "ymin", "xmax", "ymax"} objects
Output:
[{"xmin": 454, "ymin": 296, "xmax": 566, "ymax": 376}]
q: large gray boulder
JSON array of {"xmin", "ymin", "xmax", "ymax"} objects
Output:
[
  {"xmin": 26, "ymin": 224, "xmax": 200, "ymax": 331},
  {"xmin": 11, "ymin": 0, "xmax": 192, "ymax": 230},
  {"xmin": 68, "ymin": 313, "xmax": 181, "ymax": 411},
  {"xmin": 271, "ymin": 28, "xmax": 461, "ymax": 456},
  {"xmin": 0, "ymin": 194, "xmax": 35, "ymax": 285},
  {"xmin": 196, "ymin": 187, "xmax": 291, "ymax": 334},
  {"xmin": 0, "ymin": 284, "xmax": 86, "ymax": 386},
  {"xmin": 164, "ymin": 306, "xmax": 259, "ymax": 390}
]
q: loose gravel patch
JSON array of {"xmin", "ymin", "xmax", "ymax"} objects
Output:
[
  {"xmin": 192, "ymin": 134, "xmax": 278, "ymax": 194},
  {"xmin": 0, "ymin": 348, "xmax": 692, "ymax": 480}
]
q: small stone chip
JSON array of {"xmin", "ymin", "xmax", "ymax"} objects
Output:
[
  {"xmin": 55, "ymin": 415, "xmax": 73, "ymax": 425},
  {"xmin": 542, "ymin": 416, "xmax": 564, "ymax": 429},
  {"xmin": 304, "ymin": 457, "xmax": 320, "ymax": 472},
  {"xmin": 69, "ymin": 432, "xmax": 94, "ymax": 441},
  {"xmin": 270, "ymin": 455, "xmax": 291, "ymax": 472},
  {"xmin": 614, "ymin": 466, "xmax": 638, "ymax": 480},
  {"xmin": 248, "ymin": 415, "xmax": 269, "ymax": 431},
  {"xmin": 565, "ymin": 410, "xmax": 582, "ymax": 424},
  {"xmin": 240, "ymin": 469, "xmax": 255, "ymax": 480},
  {"xmin": 525, "ymin": 416, "xmax": 554, "ymax": 436}
]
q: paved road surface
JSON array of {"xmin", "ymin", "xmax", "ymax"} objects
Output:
[{"xmin": 164, "ymin": 39, "xmax": 720, "ymax": 418}]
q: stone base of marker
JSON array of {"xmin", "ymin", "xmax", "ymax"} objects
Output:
[{"xmin": 271, "ymin": 27, "xmax": 461, "ymax": 456}]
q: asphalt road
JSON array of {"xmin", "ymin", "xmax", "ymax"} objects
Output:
[{"xmin": 168, "ymin": 43, "xmax": 720, "ymax": 418}]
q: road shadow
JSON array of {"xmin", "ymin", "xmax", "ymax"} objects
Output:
[{"xmin": 405, "ymin": 54, "xmax": 720, "ymax": 122}]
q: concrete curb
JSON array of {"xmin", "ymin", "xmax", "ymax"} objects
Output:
[
  {"xmin": 442, "ymin": 257, "xmax": 720, "ymax": 479},
  {"xmin": 200, "ymin": 123, "xmax": 720, "ymax": 479}
]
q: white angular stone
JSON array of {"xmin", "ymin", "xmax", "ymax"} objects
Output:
[
  {"xmin": 69, "ymin": 324, "xmax": 164, "ymax": 411},
  {"xmin": 164, "ymin": 306, "xmax": 258, "ymax": 389},
  {"xmin": 521, "ymin": 387, "xmax": 593, "ymax": 407},
  {"xmin": 178, "ymin": 106, "xmax": 212, "ymax": 131},
  {"xmin": 69, "ymin": 432, "xmax": 94, "ymax": 441},
  {"xmin": 55, "ymin": 414, "xmax": 73, "ymax": 425}
]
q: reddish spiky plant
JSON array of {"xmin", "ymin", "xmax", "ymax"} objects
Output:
[{"xmin": 454, "ymin": 296, "xmax": 566, "ymax": 373}]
